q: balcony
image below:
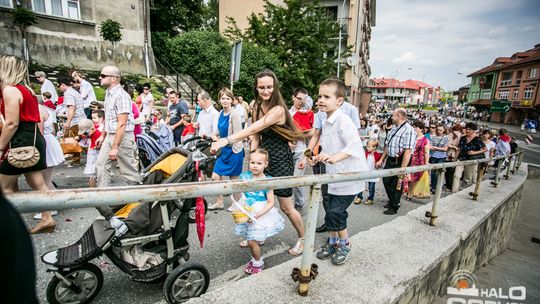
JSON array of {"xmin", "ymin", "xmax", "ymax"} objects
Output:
[
  {"xmin": 500, "ymin": 80, "xmax": 512, "ymax": 87},
  {"xmin": 481, "ymin": 90, "xmax": 492, "ymax": 99}
]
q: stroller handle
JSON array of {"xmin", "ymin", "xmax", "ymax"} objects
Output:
[{"xmin": 182, "ymin": 136, "xmax": 203, "ymax": 145}]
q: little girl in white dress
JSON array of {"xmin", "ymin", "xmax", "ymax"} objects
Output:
[{"xmin": 233, "ymin": 149, "xmax": 284, "ymax": 275}]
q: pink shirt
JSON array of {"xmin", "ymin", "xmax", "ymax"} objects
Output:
[{"xmin": 132, "ymin": 102, "xmax": 142, "ymax": 138}]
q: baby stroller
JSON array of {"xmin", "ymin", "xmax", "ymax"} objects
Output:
[
  {"xmin": 137, "ymin": 124, "xmax": 175, "ymax": 170},
  {"xmin": 41, "ymin": 138, "xmax": 216, "ymax": 304}
]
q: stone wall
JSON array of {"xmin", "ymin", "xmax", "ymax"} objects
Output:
[
  {"xmin": 0, "ymin": 0, "xmax": 154, "ymax": 74},
  {"xmin": 1, "ymin": 28, "xmax": 151, "ymax": 74},
  {"xmin": 397, "ymin": 186, "xmax": 523, "ymax": 304}
]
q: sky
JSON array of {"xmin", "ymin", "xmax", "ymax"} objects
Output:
[{"xmin": 369, "ymin": 0, "xmax": 540, "ymax": 91}]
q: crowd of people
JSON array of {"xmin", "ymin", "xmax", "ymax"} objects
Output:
[{"xmin": 0, "ymin": 54, "xmax": 519, "ymax": 278}]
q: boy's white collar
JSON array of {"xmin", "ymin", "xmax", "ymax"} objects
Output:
[{"xmin": 325, "ymin": 108, "xmax": 343, "ymax": 124}]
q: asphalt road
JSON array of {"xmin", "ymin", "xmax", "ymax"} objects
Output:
[{"xmin": 20, "ymin": 146, "xmax": 538, "ymax": 304}]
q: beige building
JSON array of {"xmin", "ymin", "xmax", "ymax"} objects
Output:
[
  {"xmin": 0, "ymin": 0, "xmax": 154, "ymax": 74},
  {"xmin": 218, "ymin": 0, "xmax": 376, "ymax": 113}
]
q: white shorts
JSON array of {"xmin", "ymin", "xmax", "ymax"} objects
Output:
[{"xmin": 84, "ymin": 148, "xmax": 100, "ymax": 176}]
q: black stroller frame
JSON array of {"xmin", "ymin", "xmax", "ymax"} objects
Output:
[{"xmin": 41, "ymin": 138, "xmax": 217, "ymax": 304}]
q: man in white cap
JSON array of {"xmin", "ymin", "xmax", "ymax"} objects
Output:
[
  {"xmin": 95, "ymin": 66, "xmax": 140, "ymax": 187},
  {"xmin": 35, "ymin": 71, "xmax": 58, "ymax": 103}
]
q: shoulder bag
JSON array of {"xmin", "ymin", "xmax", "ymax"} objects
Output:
[{"xmin": 7, "ymin": 124, "xmax": 40, "ymax": 168}]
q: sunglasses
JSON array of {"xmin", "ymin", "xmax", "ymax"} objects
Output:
[
  {"xmin": 143, "ymin": 88, "xmax": 150, "ymax": 90},
  {"xmin": 99, "ymin": 74, "xmax": 117, "ymax": 78}
]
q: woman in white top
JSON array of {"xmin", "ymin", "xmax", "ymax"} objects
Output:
[
  {"xmin": 480, "ymin": 129, "xmax": 496, "ymax": 166},
  {"xmin": 35, "ymin": 102, "xmax": 65, "ymax": 219}
]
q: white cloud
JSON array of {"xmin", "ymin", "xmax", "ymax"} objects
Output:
[
  {"xmin": 392, "ymin": 52, "xmax": 418, "ymax": 64},
  {"xmin": 369, "ymin": 0, "xmax": 540, "ymax": 90}
]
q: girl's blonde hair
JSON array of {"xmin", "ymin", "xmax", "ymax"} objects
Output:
[
  {"xmin": 251, "ymin": 148, "xmax": 269, "ymax": 161},
  {"xmin": 0, "ymin": 55, "xmax": 28, "ymax": 89}
]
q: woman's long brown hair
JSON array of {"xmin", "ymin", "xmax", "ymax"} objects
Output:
[{"xmin": 252, "ymin": 70, "xmax": 304, "ymax": 141}]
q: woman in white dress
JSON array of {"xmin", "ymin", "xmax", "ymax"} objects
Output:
[{"xmin": 35, "ymin": 102, "xmax": 65, "ymax": 219}]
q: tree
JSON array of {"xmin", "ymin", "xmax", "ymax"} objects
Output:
[
  {"xmin": 161, "ymin": 31, "xmax": 281, "ymax": 101},
  {"xmin": 12, "ymin": 6, "xmax": 37, "ymax": 62},
  {"xmin": 150, "ymin": 0, "xmax": 206, "ymax": 35},
  {"xmin": 225, "ymin": 0, "xmax": 341, "ymax": 96},
  {"xmin": 99, "ymin": 19, "xmax": 123, "ymax": 46}
]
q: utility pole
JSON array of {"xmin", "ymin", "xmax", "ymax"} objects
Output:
[
  {"xmin": 336, "ymin": 0, "xmax": 347, "ymax": 78},
  {"xmin": 143, "ymin": 0, "xmax": 151, "ymax": 78}
]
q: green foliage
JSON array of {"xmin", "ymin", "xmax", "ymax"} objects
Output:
[
  {"xmin": 201, "ymin": 0, "xmax": 219, "ymax": 31},
  {"xmin": 99, "ymin": 19, "xmax": 123, "ymax": 45},
  {"xmin": 150, "ymin": 0, "xmax": 206, "ymax": 35},
  {"xmin": 94, "ymin": 86, "xmax": 106, "ymax": 102},
  {"xmin": 12, "ymin": 7, "xmax": 37, "ymax": 34},
  {"xmin": 159, "ymin": 31, "xmax": 281, "ymax": 101},
  {"xmin": 226, "ymin": 0, "xmax": 341, "ymax": 95},
  {"xmin": 422, "ymin": 106, "xmax": 438, "ymax": 110}
]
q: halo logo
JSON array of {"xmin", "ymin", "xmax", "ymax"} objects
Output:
[
  {"xmin": 446, "ymin": 270, "xmax": 527, "ymax": 304},
  {"xmin": 447, "ymin": 270, "xmax": 479, "ymax": 297}
]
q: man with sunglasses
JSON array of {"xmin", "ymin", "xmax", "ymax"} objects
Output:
[
  {"xmin": 140, "ymin": 83, "xmax": 154, "ymax": 120},
  {"xmin": 94, "ymin": 66, "xmax": 140, "ymax": 187}
]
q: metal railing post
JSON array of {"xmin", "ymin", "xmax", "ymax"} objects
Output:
[
  {"xmin": 516, "ymin": 151, "xmax": 523, "ymax": 170},
  {"xmin": 425, "ymin": 168, "xmax": 444, "ymax": 226},
  {"xmin": 504, "ymin": 155, "xmax": 512, "ymax": 180},
  {"xmin": 469, "ymin": 162, "xmax": 486, "ymax": 200},
  {"xmin": 511, "ymin": 153, "xmax": 518, "ymax": 174},
  {"xmin": 491, "ymin": 158, "xmax": 502, "ymax": 187},
  {"xmin": 292, "ymin": 184, "xmax": 321, "ymax": 296}
]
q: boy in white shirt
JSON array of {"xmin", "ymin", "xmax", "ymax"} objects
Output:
[{"xmin": 311, "ymin": 78, "xmax": 368, "ymax": 265}]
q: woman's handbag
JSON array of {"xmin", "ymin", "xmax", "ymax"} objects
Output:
[{"xmin": 6, "ymin": 124, "xmax": 40, "ymax": 168}]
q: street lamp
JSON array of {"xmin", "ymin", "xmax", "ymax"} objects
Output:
[{"xmin": 392, "ymin": 67, "xmax": 412, "ymax": 105}]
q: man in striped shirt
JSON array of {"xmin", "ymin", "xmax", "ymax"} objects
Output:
[
  {"xmin": 376, "ymin": 108, "xmax": 416, "ymax": 215},
  {"xmin": 95, "ymin": 66, "xmax": 140, "ymax": 187}
]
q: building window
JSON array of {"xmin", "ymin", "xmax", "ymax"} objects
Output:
[
  {"xmin": 51, "ymin": 0, "xmax": 62, "ymax": 16},
  {"xmin": 498, "ymin": 89, "xmax": 510, "ymax": 100},
  {"xmin": 512, "ymin": 90, "xmax": 519, "ymax": 100},
  {"xmin": 500, "ymin": 72, "xmax": 512, "ymax": 87},
  {"xmin": 515, "ymin": 70, "xmax": 522, "ymax": 85},
  {"xmin": 529, "ymin": 68, "xmax": 538, "ymax": 78},
  {"xmin": 31, "ymin": 0, "xmax": 80, "ymax": 20},
  {"xmin": 67, "ymin": 0, "xmax": 79, "ymax": 19},
  {"xmin": 523, "ymin": 88, "xmax": 534, "ymax": 99},
  {"xmin": 0, "ymin": 0, "xmax": 12, "ymax": 8},
  {"xmin": 32, "ymin": 0, "xmax": 45, "ymax": 12}
]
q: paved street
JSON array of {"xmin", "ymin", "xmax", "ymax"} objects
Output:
[{"xmin": 19, "ymin": 152, "xmax": 503, "ymax": 304}]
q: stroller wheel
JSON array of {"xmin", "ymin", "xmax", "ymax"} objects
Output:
[
  {"xmin": 46, "ymin": 263, "xmax": 103, "ymax": 304},
  {"xmin": 163, "ymin": 262, "xmax": 210, "ymax": 303},
  {"xmin": 188, "ymin": 198, "xmax": 208, "ymax": 224}
]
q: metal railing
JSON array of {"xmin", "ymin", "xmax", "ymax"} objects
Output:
[
  {"xmin": 6, "ymin": 150, "xmax": 525, "ymax": 296},
  {"xmin": 154, "ymin": 57, "xmax": 199, "ymax": 103}
]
